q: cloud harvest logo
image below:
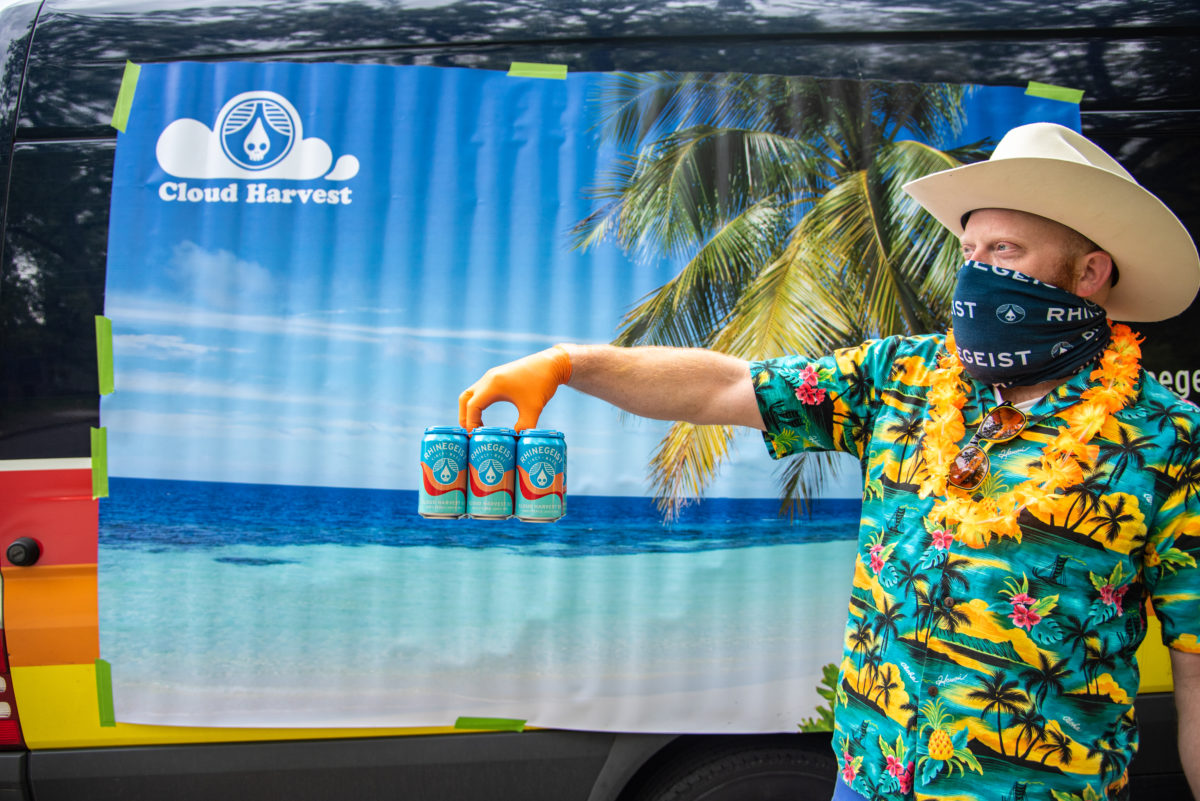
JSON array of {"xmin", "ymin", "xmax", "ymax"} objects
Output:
[{"xmin": 155, "ymin": 90, "xmax": 359, "ymax": 206}]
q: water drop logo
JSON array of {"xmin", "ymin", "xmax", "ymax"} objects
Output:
[
  {"xmin": 434, "ymin": 458, "xmax": 455, "ymax": 483},
  {"xmin": 530, "ymin": 461, "xmax": 553, "ymax": 489},
  {"xmin": 996, "ymin": 303, "xmax": 1026, "ymax": 324},
  {"xmin": 481, "ymin": 459, "xmax": 503, "ymax": 484},
  {"xmin": 219, "ymin": 93, "xmax": 296, "ymax": 170}
]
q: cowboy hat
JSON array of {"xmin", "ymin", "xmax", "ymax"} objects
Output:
[{"xmin": 903, "ymin": 122, "xmax": 1200, "ymax": 322}]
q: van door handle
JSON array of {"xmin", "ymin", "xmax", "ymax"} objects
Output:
[{"xmin": 6, "ymin": 537, "xmax": 41, "ymax": 567}]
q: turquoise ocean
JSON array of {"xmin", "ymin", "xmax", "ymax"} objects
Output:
[{"xmin": 98, "ymin": 478, "xmax": 861, "ymax": 731}]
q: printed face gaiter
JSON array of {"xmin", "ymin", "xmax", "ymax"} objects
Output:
[{"xmin": 950, "ymin": 261, "xmax": 1110, "ymax": 387}]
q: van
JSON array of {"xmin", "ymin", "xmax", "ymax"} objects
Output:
[{"xmin": 0, "ymin": 1, "xmax": 1196, "ymax": 799}]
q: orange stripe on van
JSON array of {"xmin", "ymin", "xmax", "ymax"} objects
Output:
[{"xmin": 4, "ymin": 564, "xmax": 98, "ymax": 666}]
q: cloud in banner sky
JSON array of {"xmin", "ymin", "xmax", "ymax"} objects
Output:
[
  {"xmin": 106, "ymin": 295, "xmax": 579, "ymax": 347},
  {"xmin": 167, "ymin": 241, "xmax": 275, "ymax": 310},
  {"xmin": 113, "ymin": 333, "xmax": 231, "ymax": 359},
  {"xmin": 116, "ymin": 370, "xmax": 347, "ymax": 406}
]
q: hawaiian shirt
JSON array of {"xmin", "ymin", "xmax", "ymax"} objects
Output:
[{"xmin": 750, "ymin": 333, "xmax": 1200, "ymax": 801}]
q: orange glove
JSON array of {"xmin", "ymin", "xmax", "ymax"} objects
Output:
[{"xmin": 458, "ymin": 345, "xmax": 573, "ymax": 432}]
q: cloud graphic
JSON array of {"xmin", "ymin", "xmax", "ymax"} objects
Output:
[
  {"xmin": 324, "ymin": 154, "xmax": 360, "ymax": 181},
  {"xmin": 114, "ymin": 334, "xmax": 225, "ymax": 360},
  {"xmin": 167, "ymin": 241, "xmax": 275, "ymax": 310},
  {"xmin": 105, "ymin": 295, "xmax": 581, "ymax": 346},
  {"xmin": 156, "ymin": 107, "xmax": 359, "ymax": 181}
]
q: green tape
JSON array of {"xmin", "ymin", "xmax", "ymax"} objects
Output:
[
  {"xmin": 91, "ymin": 427, "xmax": 108, "ymax": 499},
  {"xmin": 1024, "ymin": 81, "xmax": 1084, "ymax": 104},
  {"xmin": 95, "ymin": 659, "xmax": 115, "ymax": 726},
  {"xmin": 454, "ymin": 716, "xmax": 526, "ymax": 732},
  {"xmin": 507, "ymin": 62, "xmax": 567, "ymax": 80},
  {"xmin": 111, "ymin": 61, "xmax": 141, "ymax": 132},
  {"xmin": 95, "ymin": 316, "xmax": 114, "ymax": 395}
]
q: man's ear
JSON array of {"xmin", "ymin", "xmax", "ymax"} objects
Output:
[{"xmin": 1077, "ymin": 251, "xmax": 1115, "ymax": 300}]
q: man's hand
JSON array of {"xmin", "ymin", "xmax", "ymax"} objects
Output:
[{"xmin": 458, "ymin": 345, "xmax": 573, "ymax": 431}]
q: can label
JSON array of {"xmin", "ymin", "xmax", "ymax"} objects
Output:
[
  {"xmin": 515, "ymin": 431, "xmax": 566, "ymax": 522},
  {"xmin": 468, "ymin": 430, "xmax": 516, "ymax": 518},
  {"xmin": 419, "ymin": 428, "xmax": 468, "ymax": 518}
]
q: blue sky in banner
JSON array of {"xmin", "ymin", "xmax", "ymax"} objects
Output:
[{"xmin": 102, "ymin": 63, "xmax": 1078, "ymax": 497}]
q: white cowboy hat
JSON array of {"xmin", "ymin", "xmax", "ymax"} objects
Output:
[{"xmin": 903, "ymin": 122, "xmax": 1200, "ymax": 322}]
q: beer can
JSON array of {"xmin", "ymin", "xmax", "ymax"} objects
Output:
[
  {"xmin": 467, "ymin": 426, "xmax": 516, "ymax": 519},
  {"xmin": 418, "ymin": 426, "xmax": 469, "ymax": 518},
  {"xmin": 515, "ymin": 429, "xmax": 566, "ymax": 523}
]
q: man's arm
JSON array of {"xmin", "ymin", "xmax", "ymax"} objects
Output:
[
  {"xmin": 458, "ymin": 344, "xmax": 765, "ymax": 431},
  {"xmin": 1171, "ymin": 648, "xmax": 1200, "ymax": 799},
  {"xmin": 562, "ymin": 344, "xmax": 764, "ymax": 429}
]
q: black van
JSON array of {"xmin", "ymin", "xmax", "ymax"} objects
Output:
[{"xmin": 0, "ymin": 2, "xmax": 1195, "ymax": 799}]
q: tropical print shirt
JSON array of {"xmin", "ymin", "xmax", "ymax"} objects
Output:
[{"xmin": 750, "ymin": 333, "xmax": 1200, "ymax": 801}]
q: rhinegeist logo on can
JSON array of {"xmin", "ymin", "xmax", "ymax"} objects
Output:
[
  {"xmin": 418, "ymin": 427, "xmax": 468, "ymax": 519},
  {"xmin": 516, "ymin": 430, "xmax": 566, "ymax": 522},
  {"xmin": 467, "ymin": 427, "xmax": 516, "ymax": 519}
]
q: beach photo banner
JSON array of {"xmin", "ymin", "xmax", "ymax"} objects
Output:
[{"xmin": 100, "ymin": 61, "xmax": 1079, "ymax": 730}]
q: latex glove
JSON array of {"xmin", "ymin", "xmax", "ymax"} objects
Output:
[{"xmin": 458, "ymin": 345, "xmax": 572, "ymax": 432}]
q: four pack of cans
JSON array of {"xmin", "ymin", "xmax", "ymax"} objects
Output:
[{"xmin": 418, "ymin": 426, "xmax": 566, "ymax": 522}]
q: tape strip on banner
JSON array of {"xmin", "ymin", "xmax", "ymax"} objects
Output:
[
  {"xmin": 91, "ymin": 427, "xmax": 108, "ymax": 499},
  {"xmin": 507, "ymin": 62, "xmax": 567, "ymax": 80},
  {"xmin": 1024, "ymin": 81, "xmax": 1084, "ymax": 104},
  {"xmin": 95, "ymin": 659, "xmax": 116, "ymax": 726},
  {"xmin": 110, "ymin": 61, "xmax": 141, "ymax": 132},
  {"xmin": 454, "ymin": 716, "xmax": 526, "ymax": 732},
  {"xmin": 95, "ymin": 316, "xmax": 114, "ymax": 395}
]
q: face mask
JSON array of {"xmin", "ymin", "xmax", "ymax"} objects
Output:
[{"xmin": 949, "ymin": 261, "xmax": 1110, "ymax": 387}]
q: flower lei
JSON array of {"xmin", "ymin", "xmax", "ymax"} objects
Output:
[{"xmin": 914, "ymin": 322, "xmax": 1142, "ymax": 548}]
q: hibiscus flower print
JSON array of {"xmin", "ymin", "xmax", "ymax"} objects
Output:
[
  {"xmin": 869, "ymin": 543, "xmax": 886, "ymax": 574},
  {"xmin": 794, "ymin": 365, "xmax": 827, "ymax": 405},
  {"xmin": 931, "ymin": 529, "xmax": 955, "ymax": 549},
  {"xmin": 841, "ymin": 751, "xmax": 859, "ymax": 783},
  {"xmin": 1010, "ymin": 604, "xmax": 1043, "ymax": 630},
  {"xmin": 1009, "ymin": 592, "xmax": 1036, "ymax": 607},
  {"xmin": 1099, "ymin": 583, "xmax": 1129, "ymax": 614}
]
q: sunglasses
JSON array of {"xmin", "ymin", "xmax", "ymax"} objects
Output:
[{"xmin": 947, "ymin": 403, "xmax": 1028, "ymax": 491}]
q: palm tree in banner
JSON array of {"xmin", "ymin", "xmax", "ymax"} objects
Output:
[{"xmin": 573, "ymin": 71, "xmax": 991, "ymax": 515}]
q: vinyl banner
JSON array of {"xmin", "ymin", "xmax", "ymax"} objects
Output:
[{"xmin": 100, "ymin": 62, "xmax": 1078, "ymax": 730}]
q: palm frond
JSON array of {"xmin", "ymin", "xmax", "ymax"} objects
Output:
[
  {"xmin": 572, "ymin": 126, "xmax": 828, "ymax": 260},
  {"xmin": 647, "ymin": 422, "xmax": 737, "ymax": 519},
  {"xmin": 594, "ymin": 71, "xmax": 852, "ymax": 151},
  {"xmin": 879, "ymin": 139, "xmax": 995, "ymax": 327},
  {"xmin": 614, "ymin": 197, "xmax": 792, "ymax": 348},
  {"xmin": 777, "ymin": 451, "xmax": 846, "ymax": 517},
  {"xmin": 708, "ymin": 224, "xmax": 862, "ymax": 360},
  {"xmin": 763, "ymin": 168, "xmax": 930, "ymax": 339}
]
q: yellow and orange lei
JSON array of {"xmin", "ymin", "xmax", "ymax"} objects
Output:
[{"xmin": 915, "ymin": 323, "xmax": 1142, "ymax": 548}]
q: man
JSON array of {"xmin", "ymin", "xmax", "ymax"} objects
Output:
[{"xmin": 459, "ymin": 123, "xmax": 1200, "ymax": 801}]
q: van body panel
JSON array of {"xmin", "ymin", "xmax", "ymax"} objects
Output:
[
  {"xmin": 14, "ymin": 2, "xmax": 1200, "ymax": 135},
  {"xmin": 0, "ymin": 1, "xmax": 1196, "ymax": 798}
]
